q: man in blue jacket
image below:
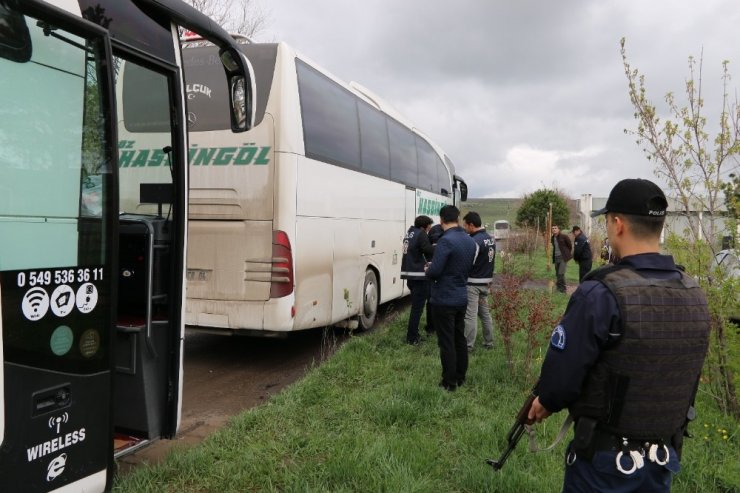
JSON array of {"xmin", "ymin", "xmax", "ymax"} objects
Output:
[{"xmin": 426, "ymin": 205, "xmax": 477, "ymax": 391}]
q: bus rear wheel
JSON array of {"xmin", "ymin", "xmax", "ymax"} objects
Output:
[{"xmin": 358, "ymin": 269, "xmax": 378, "ymax": 331}]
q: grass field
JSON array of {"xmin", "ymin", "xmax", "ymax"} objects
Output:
[
  {"xmin": 462, "ymin": 198, "xmax": 522, "ymax": 229},
  {"xmin": 113, "ymin": 253, "xmax": 739, "ymax": 492}
]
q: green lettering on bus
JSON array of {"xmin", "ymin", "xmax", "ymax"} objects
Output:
[
  {"xmin": 233, "ymin": 146, "xmax": 257, "ymax": 165},
  {"xmin": 213, "ymin": 147, "xmax": 237, "ymax": 165},
  {"xmin": 119, "ymin": 150, "xmax": 134, "ymax": 168},
  {"xmin": 148, "ymin": 149, "xmax": 165, "ymax": 167},
  {"xmin": 193, "ymin": 147, "xmax": 217, "ymax": 166},
  {"xmin": 254, "ymin": 146, "xmax": 270, "ymax": 165},
  {"xmin": 132, "ymin": 150, "xmax": 149, "ymax": 167}
]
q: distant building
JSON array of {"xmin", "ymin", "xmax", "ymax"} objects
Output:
[{"xmin": 578, "ymin": 194, "xmax": 732, "ymax": 247}]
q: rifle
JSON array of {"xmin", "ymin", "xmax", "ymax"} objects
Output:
[{"xmin": 486, "ymin": 390, "xmax": 536, "ymax": 470}]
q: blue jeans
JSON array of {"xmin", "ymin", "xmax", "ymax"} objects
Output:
[
  {"xmin": 563, "ymin": 441, "xmax": 680, "ymax": 493},
  {"xmin": 406, "ymin": 279, "xmax": 430, "ymax": 342}
]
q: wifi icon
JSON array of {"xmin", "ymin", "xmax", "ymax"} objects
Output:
[
  {"xmin": 22, "ymin": 287, "xmax": 50, "ymax": 321},
  {"xmin": 48, "ymin": 412, "xmax": 69, "ymax": 434}
]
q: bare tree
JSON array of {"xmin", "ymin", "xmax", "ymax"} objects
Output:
[
  {"xmin": 188, "ymin": 0, "xmax": 268, "ymax": 39},
  {"xmin": 621, "ymin": 38, "xmax": 740, "ymax": 419}
]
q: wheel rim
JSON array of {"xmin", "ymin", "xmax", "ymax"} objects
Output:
[
  {"xmin": 364, "ymin": 279, "xmax": 377, "ymax": 316},
  {"xmin": 360, "ymin": 271, "xmax": 378, "ymax": 328}
]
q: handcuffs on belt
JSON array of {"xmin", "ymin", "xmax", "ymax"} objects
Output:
[{"xmin": 614, "ymin": 438, "xmax": 670, "ymax": 474}]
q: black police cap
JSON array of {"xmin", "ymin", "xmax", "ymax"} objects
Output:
[{"xmin": 591, "ymin": 178, "xmax": 668, "ymax": 218}]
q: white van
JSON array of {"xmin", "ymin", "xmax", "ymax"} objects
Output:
[{"xmin": 493, "ymin": 220, "xmax": 511, "ymax": 241}]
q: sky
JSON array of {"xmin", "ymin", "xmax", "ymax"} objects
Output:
[{"xmin": 253, "ymin": 0, "xmax": 740, "ymax": 199}]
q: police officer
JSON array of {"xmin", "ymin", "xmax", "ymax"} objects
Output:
[
  {"xmin": 462, "ymin": 211, "xmax": 495, "ymax": 352},
  {"xmin": 400, "ymin": 215, "xmax": 434, "ymax": 345},
  {"xmin": 571, "ymin": 225, "xmax": 593, "ymax": 282},
  {"xmin": 527, "ymin": 179, "xmax": 710, "ymax": 492}
]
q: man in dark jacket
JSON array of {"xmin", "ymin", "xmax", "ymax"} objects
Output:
[
  {"xmin": 528, "ymin": 179, "xmax": 710, "ymax": 492},
  {"xmin": 400, "ymin": 215, "xmax": 434, "ymax": 345},
  {"xmin": 551, "ymin": 224, "xmax": 573, "ymax": 293},
  {"xmin": 571, "ymin": 225, "xmax": 593, "ymax": 282},
  {"xmin": 426, "ymin": 205, "xmax": 477, "ymax": 391}
]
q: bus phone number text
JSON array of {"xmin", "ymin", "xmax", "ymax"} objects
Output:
[{"xmin": 17, "ymin": 268, "xmax": 104, "ymax": 288}]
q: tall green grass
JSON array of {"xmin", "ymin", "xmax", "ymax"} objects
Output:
[{"xmin": 113, "ymin": 292, "xmax": 739, "ymax": 492}]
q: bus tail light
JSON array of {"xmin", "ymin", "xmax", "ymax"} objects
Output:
[{"xmin": 270, "ymin": 230, "xmax": 294, "ymax": 298}]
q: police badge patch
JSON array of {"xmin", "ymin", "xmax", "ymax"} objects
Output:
[{"xmin": 550, "ymin": 325, "xmax": 566, "ymax": 350}]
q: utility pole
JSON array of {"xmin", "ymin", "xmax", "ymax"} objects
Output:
[{"xmin": 546, "ymin": 203, "xmax": 553, "ymax": 272}]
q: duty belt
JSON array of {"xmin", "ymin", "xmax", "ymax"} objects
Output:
[
  {"xmin": 570, "ymin": 429, "xmax": 673, "ymax": 474},
  {"xmin": 589, "ymin": 429, "xmax": 673, "ymax": 453}
]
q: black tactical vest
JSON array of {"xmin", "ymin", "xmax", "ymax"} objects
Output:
[{"xmin": 569, "ymin": 265, "xmax": 710, "ymax": 439}]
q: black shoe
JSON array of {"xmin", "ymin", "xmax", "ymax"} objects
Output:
[
  {"xmin": 439, "ymin": 380, "xmax": 456, "ymax": 392},
  {"xmin": 456, "ymin": 378, "xmax": 465, "ymax": 387},
  {"xmin": 406, "ymin": 338, "xmax": 420, "ymax": 346}
]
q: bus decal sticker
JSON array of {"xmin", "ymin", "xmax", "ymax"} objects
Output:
[
  {"xmin": 416, "ymin": 197, "xmax": 447, "ymax": 216},
  {"xmin": 79, "ymin": 329, "xmax": 101, "ymax": 358},
  {"xmin": 46, "ymin": 453, "xmax": 67, "ymax": 482},
  {"xmin": 186, "ymin": 83, "xmax": 212, "ymax": 99},
  {"xmin": 254, "ymin": 146, "xmax": 270, "ymax": 165},
  {"xmin": 75, "ymin": 283, "xmax": 99, "ymax": 314},
  {"xmin": 26, "ymin": 428, "xmax": 86, "ymax": 462},
  {"xmin": 49, "ymin": 325, "xmax": 74, "ymax": 356},
  {"xmin": 21, "ymin": 287, "xmax": 50, "ymax": 321},
  {"xmin": 50, "ymin": 285, "xmax": 75, "ymax": 318},
  {"xmin": 213, "ymin": 147, "xmax": 238, "ymax": 165},
  {"xmin": 118, "ymin": 142, "xmax": 271, "ymax": 167},
  {"xmin": 119, "ymin": 149, "xmax": 134, "ymax": 167}
]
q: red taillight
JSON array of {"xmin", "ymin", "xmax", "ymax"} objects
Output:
[{"xmin": 270, "ymin": 230, "xmax": 294, "ymax": 298}]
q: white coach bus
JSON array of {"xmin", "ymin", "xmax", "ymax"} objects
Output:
[{"xmin": 182, "ymin": 40, "xmax": 468, "ymax": 335}]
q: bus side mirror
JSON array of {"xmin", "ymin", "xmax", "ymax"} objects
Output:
[
  {"xmin": 459, "ymin": 182, "xmax": 468, "ymax": 202},
  {"xmin": 219, "ymin": 48, "xmax": 255, "ymax": 133},
  {"xmin": 0, "ymin": 3, "xmax": 32, "ymax": 63}
]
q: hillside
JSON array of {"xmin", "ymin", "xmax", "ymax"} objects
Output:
[{"xmin": 461, "ymin": 198, "xmax": 522, "ymax": 228}]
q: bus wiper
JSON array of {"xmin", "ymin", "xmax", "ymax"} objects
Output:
[{"xmin": 37, "ymin": 21, "xmax": 90, "ymax": 53}]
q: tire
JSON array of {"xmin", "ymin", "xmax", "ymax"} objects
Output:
[{"xmin": 358, "ymin": 269, "xmax": 379, "ymax": 331}]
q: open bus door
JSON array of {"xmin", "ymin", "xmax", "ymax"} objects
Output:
[{"xmin": 0, "ymin": 1, "xmax": 254, "ymax": 491}]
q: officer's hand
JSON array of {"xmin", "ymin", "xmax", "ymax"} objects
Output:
[{"xmin": 527, "ymin": 397, "xmax": 552, "ymax": 424}]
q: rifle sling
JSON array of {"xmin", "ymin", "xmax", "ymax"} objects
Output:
[{"xmin": 526, "ymin": 413, "xmax": 574, "ymax": 453}]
